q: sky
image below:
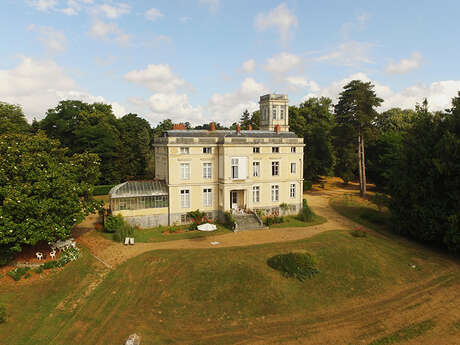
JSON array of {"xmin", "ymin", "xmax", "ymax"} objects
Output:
[{"xmin": 1, "ymin": 0, "xmax": 460, "ymax": 125}]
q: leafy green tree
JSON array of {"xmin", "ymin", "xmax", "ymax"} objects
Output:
[
  {"xmin": 388, "ymin": 93, "xmax": 460, "ymax": 253},
  {"xmin": 0, "ymin": 102, "xmax": 30, "ymax": 135},
  {"xmin": 289, "ymin": 97, "xmax": 336, "ymax": 181},
  {"xmin": 240, "ymin": 109, "xmax": 251, "ymax": 129},
  {"xmin": 0, "ymin": 132, "xmax": 101, "ymax": 262},
  {"xmin": 40, "ymin": 100, "xmax": 123, "ymax": 184},
  {"xmin": 117, "ymin": 113, "xmax": 153, "ymax": 180},
  {"xmin": 334, "ymin": 80, "xmax": 383, "ymax": 195},
  {"xmin": 153, "ymin": 119, "xmax": 173, "ymax": 137}
]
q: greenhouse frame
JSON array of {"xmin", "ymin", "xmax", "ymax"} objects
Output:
[{"xmin": 109, "ymin": 180, "xmax": 169, "ymax": 212}]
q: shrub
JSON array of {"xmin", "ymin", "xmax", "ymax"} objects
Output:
[
  {"xmin": 303, "ymin": 180, "xmax": 313, "ymax": 191},
  {"xmin": 7, "ymin": 267, "xmax": 30, "ymax": 281},
  {"xmin": 267, "ymin": 252, "xmax": 319, "ymax": 281},
  {"xmin": 113, "ymin": 224, "xmax": 135, "ymax": 243},
  {"xmin": 93, "ymin": 184, "xmax": 115, "ymax": 196},
  {"xmin": 0, "ymin": 247, "xmax": 13, "ymax": 267},
  {"xmin": 264, "ymin": 215, "xmax": 284, "ymax": 226},
  {"xmin": 43, "ymin": 260, "xmax": 60, "ymax": 269},
  {"xmin": 224, "ymin": 212, "xmax": 236, "ymax": 229},
  {"xmin": 0, "ymin": 305, "xmax": 6, "ymax": 323},
  {"xmin": 298, "ymin": 199, "xmax": 314, "ymax": 222},
  {"xmin": 351, "ymin": 228, "xmax": 367, "ymax": 238},
  {"xmin": 34, "ymin": 266, "xmax": 43, "ymax": 274},
  {"xmin": 42, "ymin": 247, "xmax": 81, "ymax": 269},
  {"xmin": 369, "ymin": 193, "xmax": 390, "ymax": 212},
  {"xmin": 104, "ymin": 215, "xmax": 125, "ymax": 233}
]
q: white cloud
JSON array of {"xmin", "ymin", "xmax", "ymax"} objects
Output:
[
  {"xmin": 91, "ymin": 3, "xmax": 130, "ymax": 19},
  {"xmin": 60, "ymin": 7, "xmax": 78, "ymax": 15},
  {"xmin": 241, "ymin": 59, "xmax": 255, "ymax": 73},
  {"xmin": 317, "ymin": 41, "xmax": 373, "ymax": 66},
  {"xmin": 28, "ymin": 25, "xmax": 67, "ymax": 53},
  {"xmin": 303, "ymin": 72, "xmax": 460, "ymax": 111},
  {"xmin": 265, "ymin": 52, "xmax": 301, "ymax": 74},
  {"xmin": 285, "ymin": 76, "xmax": 319, "ymax": 92},
  {"xmin": 0, "ymin": 56, "xmax": 123, "ymax": 120},
  {"xmin": 145, "ymin": 8, "xmax": 163, "ymax": 21},
  {"xmin": 199, "ymin": 0, "xmax": 220, "ymax": 13},
  {"xmin": 90, "ymin": 19, "xmax": 130, "ymax": 45},
  {"xmin": 146, "ymin": 93, "xmax": 204, "ymax": 124},
  {"xmin": 386, "ymin": 52, "xmax": 422, "ymax": 75},
  {"xmin": 26, "ymin": 0, "xmax": 58, "ymax": 11},
  {"xmin": 206, "ymin": 78, "xmax": 268, "ymax": 124},
  {"xmin": 124, "ymin": 64, "xmax": 185, "ymax": 93},
  {"xmin": 254, "ymin": 3, "xmax": 298, "ymax": 43}
]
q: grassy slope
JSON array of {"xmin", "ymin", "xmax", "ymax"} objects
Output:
[
  {"xmin": 1, "ymin": 230, "xmax": 455, "ymax": 345},
  {"xmin": 269, "ymin": 214, "xmax": 327, "ymax": 228}
]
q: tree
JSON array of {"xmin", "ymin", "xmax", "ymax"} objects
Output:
[
  {"xmin": 40, "ymin": 100, "xmax": 123, "ymax": 184},
  {"xmin": 0, "ymin": 132, "xmax": 101, "ymax": 262},
  {"xmin": 388, "ymin": 94, "xmax": 460, "ymax": 253},
  {"xmin": 240, "ymin": 109, "xmax": 251, "ymax": 129},
  {"xmin": 117, "ymin": 114, "xmax": 153, "ymax": 180},
  {"xmin": 289, "ymin": 98, "xmax": 336, "ymax": 181},
  {"xmin": 334, "ymin": 80, "xmax": 383, "ymax": 196},
  {"xmin": 153, "ymin": 119, "xmax": 173, "ymax": 137},
  {"xmin": 0, "ymin": 102, "xmax": 30, "ymax": 135}
]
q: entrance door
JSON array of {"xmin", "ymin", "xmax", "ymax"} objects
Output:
[{"xmin": 230, "ymin": 191, "xmax": 238, "ymax": 209}]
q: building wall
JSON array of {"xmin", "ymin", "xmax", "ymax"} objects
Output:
[{"xmin": 113, "ymin": 207, "xmax": 169, "ymax": 228}]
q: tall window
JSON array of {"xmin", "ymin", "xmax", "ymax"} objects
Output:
[
  {"xmin": 203, "ymin": 162, "xmax": 212, "ymax": 179},
  {"xmin": 290, "ymin": 184, "xmax": 296, "ymax": 198},
  {"xmin": 290, "ymin": 162, "xmax": 296, "ymax": 174},
  {"xmin": 180, "ymin": 189, "xmax": 190, "ymax": 208},
  {"xmin": 180, "ymin": 163, "xmax": 190, "ymax": 179},
  {"xmin": 231, "ymin": 158, "xmax": 239, "ymax": 179},
  {"xmin": 180, "ymin": 147, "xmax": 189, "ymax": 154},
  {"xmin": 253, "ymin": 147, "xmax": 260, "ymax": 153},
  {"xmin": 291, "ymin": 146, "xmax": 296, "ymax": 153},
  {"xmin": 272, "ymin": 161, "xmax": 279, "ymax": 176},
  {"xmin": 253, "ymin": 186, "xmax": 260, "ymax": 203},
  {"xmin": 253, "ymin": 161, "xmax": 260, "ymax": 177},
  {"xmin": 271, "ymin": 185, "xmax": 279, "ymax": 202},
  {"xmin": 203, "ymin": 147, "xmax": 212, "ymax": 154},
  {"xmin": 272, "ymin": 106, "xmax": 277, "ymax": 120},
  {"xmin": 203, "ymin": 188, "xmax": 212, "ymax": 207},
  {"xmin": 280, "ymin": 107, "xmax": 284, "ymax": 120},
  {"xmin": 272, "ymin": 147, "xmax": 279, "ymax": 153}
]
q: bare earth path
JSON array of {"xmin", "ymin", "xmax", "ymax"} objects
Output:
[{"xmin": 76, "ymin": 189, "xmax": 364, "ymax": 268}]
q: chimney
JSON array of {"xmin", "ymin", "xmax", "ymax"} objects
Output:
[
  {"xmin": 236, "ymin": 123, "xmax": 241, "ymax": 134},
  {"xmin": 275, "ymin": 124, "xmax": 280, "ymax": 134},
  {"xmin": 173, "ymin": 123, "xmax": 186, "ymax": 130},
  {"xmin": 248, "ymin": 124, "xmax": 253, "ymax": 131},
  {"xmin": 209, "ymin": 122, "xmax": 216, "ymax": 131}
]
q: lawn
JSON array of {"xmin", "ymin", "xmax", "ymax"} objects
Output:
[
  {"xmin": 101, "ymin": 223, "xmax": 233, "ymax": 243},
  {"xmin": 330, "ymin": 194, "xmax": 391, "ymax": 232},
  {"xmin": 1, "ymin": 230, "xmax": 458, "ymax": 345},
  {"xmin": 269, "ymin": 214, "xmax": 327, "ymax": 229}
]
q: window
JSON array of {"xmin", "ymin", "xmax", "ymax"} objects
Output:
[
  {"xmin": 180, "ymin": 189, "xmax": 190, "ymax": 208},
  {"xmin": 272, "ymin": 147, "xmax": 279, "ymax": 153},
  {"xmin": 265, "ymin": 108, "xmax": 269, "ymax": 120},
  {"xmin": 290, "ymin": 162, "xmax": 296, "ymax": 174},
  {"xmin": 253, "ymin": 161, "xmax": 260, "ymax": 177},
  {"xmin": 272, "ymin": 161, "xmax": 279, "ymax": 176},
  {"xmin": 180, "ymin": 214, "xmax": 190, "ymax": 223},
  {"xmin": 272, "ymin": 106, "xmax": 277, "ymax": 120},
  {"xmin": 271, "ymin": 185, "xmax": 279, "ymax": 202},
  {"xmin": 180, "ymin": 147, "xmax": 189, "ymax": 154},
  {"xmin": 290, "ymin": 184, "xmax": 296, "ymax": 198},
  {"xmin": 180, "ymin": 163, "xmax": 190, "ymax": 179},
  {"xmin": 203, "ymin": 162, "xmax": 212, "ymax": 179},
  {"xmin": 203, "ymin": 188, "xmax": 212, "ymax": 207},
  {"xmin": 291, "ymin": 146, "xmax": 296, "ymax": 153},
  {"xmin": 203, "ymin": 147, "xmax": 212, "ymax": 154},
  {"xmin": 231, "ymin": 158, "xmax": 239, "ymax": 179},
  {"xmin": 252, "ymin": 186, "xmax": 260, "ymax": 203},
  {"xmin": 280, "ymin": 107, "xmax": 284, "ymax": 120},
  {"xmin": 253, "ymin": 147, "xmax": 260, "ymax": 153}
]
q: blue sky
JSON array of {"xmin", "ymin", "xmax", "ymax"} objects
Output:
[{"xmin": 1, "ymin": 0, "xmax": 460, "ymax": 125}]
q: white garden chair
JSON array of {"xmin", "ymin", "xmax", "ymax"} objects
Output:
[
  {"xmin": 36, "ymin": 252, "xmax": 43, "ymax": 260},
  {"xmin": 124, "ymin": 237, "xmax": 130, "ymax": 245},
  {"xmin": 50, "ymin": 250, "xmax": 56, "ymax": 259},
  {"xmin": 129, "ymin": 237, "xmax": 135, "ymax": 245}
]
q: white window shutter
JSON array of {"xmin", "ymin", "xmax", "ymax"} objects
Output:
[{"xmin": 240, "ymin": 157, "xmax": 247, "ymax": 179}]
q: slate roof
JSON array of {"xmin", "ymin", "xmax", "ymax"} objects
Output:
[{"xmin": 163, "ymin": 130, "xmax": 298, "ymax": 138}]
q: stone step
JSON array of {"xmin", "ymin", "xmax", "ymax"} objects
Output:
[{"xmin": 233, "ymin": 213, "xmax": 267, "ymax": 231}]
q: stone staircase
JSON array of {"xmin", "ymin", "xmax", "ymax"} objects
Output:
[{"xmin": 233, "ymin": 213, "xmax": 267, "ymax": 231}]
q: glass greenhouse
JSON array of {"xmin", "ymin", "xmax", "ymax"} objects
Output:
[{"xmin": 109, "ymin": 180, "xmax": 169, "ymax": 211}]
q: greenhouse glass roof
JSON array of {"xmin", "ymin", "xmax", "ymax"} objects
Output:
[{"xmin": 109, "ymin": 180, "xmax": 168, "ymax": 199}]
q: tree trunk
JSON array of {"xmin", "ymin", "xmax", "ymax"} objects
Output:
[
  {"xmin": 361, "ymin": 135, "xmax": 367, "ymax": 197},
  {"xmin": 358, "ymin": 134, "xmax": 364, "ymax": 196}
]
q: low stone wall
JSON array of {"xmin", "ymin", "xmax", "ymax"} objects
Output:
[{"xmin": 124, "ymin": 214, "xmax": 169, "ymax": 228}]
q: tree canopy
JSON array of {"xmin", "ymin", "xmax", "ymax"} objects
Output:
[
  {"xmin": 0, "ymin": 102, "xmax": 30, "ymax": 135},
  {"xmin": 0, "ymin": 132, "xmax": 101, "ymax": 260}
]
